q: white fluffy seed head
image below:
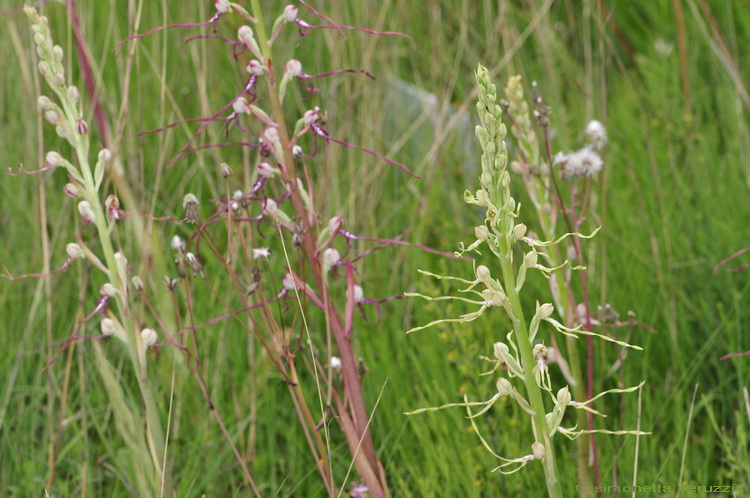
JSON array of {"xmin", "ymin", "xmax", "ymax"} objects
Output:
[
  {"xmin": 252, "ymin": 247, "xmax": 271, "ymax": 260},
  {"xmin": 171, "ymin": 235, "xmax": 185, "ymax": 251},
  {"xmin": 584, "ymin": 120, "xmax": 607, "ymax": 150},
  {"xmin": 330, "ymin": 356, "xmax": 342, "ymax": 369}
]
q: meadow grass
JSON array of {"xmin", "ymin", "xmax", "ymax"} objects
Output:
[{"xmin": 1, "ymin": 0, "xmax": 749, "ymax": 496}]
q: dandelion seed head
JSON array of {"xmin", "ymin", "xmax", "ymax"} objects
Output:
[
  {"xmin": 584, "ymin": 120, "xmax": 607, "ymax": 150},
  {"xmin": 171, "ymin": 235, "xmax": 185, "ymax": 251},
  {"xmin": 559, "ymin": 148, "xmax": 602, "ymax": 179}
]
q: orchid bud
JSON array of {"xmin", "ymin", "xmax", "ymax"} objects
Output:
[
  {"xmin": 353, "ymin": 284, "xmax": 364, "ymax": 304},
  {"xmin": 322, "ymin": 248, "xmax": 340, "ymax": 269},
  {"xmin": 328, "ymin": 216, "xmax": 344, "ymax": 235},
  {"xmin": 101, "ymin": 318, "xmax": 116, "ymax": 337},
  {"xmin": 292, "ymin": 145, "xmax": 304, "ymax": 158},
  {"xmin": 263, "ymin": 127, "xmax": 280, "ymax": 144},
  {"xmin": 100, "ymin": 283, "xmax": 117, "ymax": 297},
  {"xmin": 238, "ymin": 25, "xmax": 254, "ymax": 47},
  {"xmin": 496, "ymin": 377, "xmax": 513, "ymax": 397},
  {"xmin": 512, "ymin": 223, "xmax": 527, "ymax": 241},
  {"xmin": 531, "ymin": 442, "xmax": 546, "ymax": 461},
  {"xmin": 78, "ymin": 201, "xmax": 95, "ymax": 221},
  {"xmin": 537, "ymin": 303, "xmax": 554, "ymax": 321},
  {"xmin": 282, "ymin": 5, "xmax": 298, "ymax": 22},
  {"xmin": 114, "ymin": 251, "xmax": 128, "ymax": 269},
  {"xmin": 257, "ymin": 162, "xmax": 274, "ymax": 178},
  {"xmin": 263, "ymin": 198, "xmax": 278, "ymax": 214},
  {"xmin": 232, "ymin": 97, "xmax": 250, "ymax": 114},
  {"xmin": 63, "ymin": 183, "xmax": 80, "ymax": 198},
  {"xmin": 44, "ymin": 109, "xmax": 59, "ymax": 124},
  {"xmin": 285, "ymin": 59, "xmax": 302, "ymax": 77},
  {"xmin": 52, "ymin": 44, "xmax": 64, "ymax": 61},
  {"xmin": 303, "ymin": 109, "xmax": 319, "ymax": 125},
  {"xmin": 98, "ymin": 148, "xmax": 112, "ymax": 164},
  {"xmin": 475, "ymin": 225, "xmax": 489, "ymax": 242},
  {"xmin": 493, "ymin": 342, "xmax": 509, "ymax": 361},
  {"xmin": 215, "ymin": 0, "xmax": 231, "ymax": 13},
  {"xmin": 533, "ymin": 343, "xmax": 548, "ymax": 361},
  {"xmin": 76, "ymin": 118, "xmax": 88, "ymax": 135},
  {"xmin": 66, "ymin": 243, "xmax": 85, "ymax": 260},
  {"xmin": 556, "ymin": 386, "xmax": 571, "ymax": 407},
  {"xmin": 476, "ymin": 265, "xmax": 492, "ymax": 286},
  {"xmin": 524, "ymin": 251, "xmax": 538, "ymax": 268},
  {"xmin": 46, "ymin": 151, "xmax": 64, "ymax": 167},
  {"xmin": 282, "ymin": 273, "xmax": 297, "ymax": 291},
  {"xmin": 246, "ymin": 59, "xmax": 264, "ymax": 76},
  {"xmin": 37, "ymin": 96, "xmax": 53, "ymax": 110},
  {"xmin": 55, "ymin": 125, "xmax": 68, "ymax": 139},
  {"xmin": 141, "ymin": 327, "xmax": 158, "ymax": 347},
  {"xmin": 67, "ymin": 85, "xmax": 80, "ymax": 103}
]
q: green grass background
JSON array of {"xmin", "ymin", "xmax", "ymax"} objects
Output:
[{"xmin": 1, "ymin": 0, "xmax": 750, "ymax": 496}]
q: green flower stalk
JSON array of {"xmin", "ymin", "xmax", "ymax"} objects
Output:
[
  {"xmin": 25, "ymin": 7, "xmax": 170, "ymax": 495},
  {"xmin": 408, "ymin": 65, "xmax": 646, "ymax": 497}
]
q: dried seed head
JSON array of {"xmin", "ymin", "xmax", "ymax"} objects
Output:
[
  {"xmin": 584, "ymin": 120, "xmax": 607, "ymax": 150},
  {"xmin": 101, "ymin": 318, "xmax": 116, "ymax": 337},
  {"xmin": 496, "ymin": 377, "xmax": 513, "ymax": 397},
  {"xmin": 66, "ymin": 243, "xmax": 85, "ymax": 260},
  {"xmin": 131, "ymin": 276, "xmax": 144, "ymax": 291},
  {"xmin": 185, "ymin": 252, "xmax": 204, "ymax": 276},
  {"xmin": 140, "ymin": 327, "xmax": 158, "ymax": 348},
  {"xmin": 285, "ymin": 59, "xmax": 302, "ymax": 77},
  {"xmin": 220, "ymin": 162, "xmax": 232, "ymax": 178},
  {"xmin": 78, "ymin": 201, "xmax": 96, "ymax": 221},
  {"xmin": 282, "ymin": 5, "xmax": 298, "ymax": 22},
  {"xmin": 182, "ymin": 193, "xmax": 199, "ymax": 223},
  {"xmin": 100, "ymin": 283, "xmax": 117, "ymax": 297},
  {"xmin": 560, "ymin": 148, "xmax": 603, "ymax": 179},
  {"xmin": 171, "ymin": 235, "xmax": 185, "ymax": 252},
  {"xmin": 46, "ymin": 151, "xmax": 64, "ymax": 167},
  {"xmin": 63, "ymin": 183, "xmax": 80, "ymax": 198},
  {"xmin": 163, "ymin": 276, "xmax": 180, "ymax": 291}
]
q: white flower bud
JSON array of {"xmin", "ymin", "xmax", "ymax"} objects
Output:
[
  {"xmin": 37, "ymin": 96, "xmax": 53, "ymax": 110},
  {"xmin": 292, "ymin": 145, "xmax": 304, "ymax": 158},
  {"xmin": 52, "ymin": 45, "xmax": 64, "ymax": 61},
  {"xmin": 556, "ymin": 386, "xmax": 571, "ymax": 407},
  {"xmin": 66, "ymin": 243, "xmax": 85, "ymax": 260},
  {"xmin": 328, "ymin": 216, "xmax": 344, "ymax": 235},
  {"xmin": 282, "ymin": 5, "xmax": 298, "ymax": 22},
  {"xmin": 101, "ymin": 318, "xmax": 116, "ymax": 337},
  {"xmin": 44, "ymin": 109, "xmax": 59, "ymax": 124},
  {"xmin": 322, "ymin": 248, "xmax": 340, "ymax": 268},
  {"xmin": 475, "ymin": 225, "xmax": 489, "ymax": 242},
  {"xmin": 512, "ymin": 223, "xmax": 527, "ymax": 241},
  {"xmin": 531, "ymin": 442, "xmax": 546, "ymax": 461},
  {"xmin": 257, "ymin": 162, "xmax": 274, "ymax": 178},
  {"xmin": 238, "ymin": 25, "xmax": 254, "ymax": 47},
  {"xmin": 263, "ymin": 198, "xmax": 278, "ymax": 214},
  {"xmin": 496, "ymin": 377, "xmax": 513, "ymax": 397},
  {"xmin": 100, "ymin": 283, "xmax": 117, "ymax": 297},
  {"xmin": 232, "ymin": 97, "xmax": 249, "ymax": 114},
  {"xmin": 493, "ymin": 342, "xmax": 509, "ymax": 361},
  {"xmin": 46, "ymin": 151, "xmax": 64, "ymax": 167},
  {"xmin": 285, "ymin": 59, "xmax": 302, "ymax": 77},
  {"xmin": 64, "ymin": 183, "xmax": 80, "ymax": 198},
  {"xmin": 220, "ymin": 162, "xmax": 232, "ymax": 178},
  {"xmin": 215, "ymin": 0, "xmax": 231, "ymax": 13},
  {"xmin": 131, "ymin": 276, "xmax": 144, "ymax": 291},
  {"xmin": 78, "ymin": 201, "xmax": 95, "ymax": 221},
  {"xmin": 330, "ymin": 356, "xmax": 342, "ymax": 369},
  {"xmin": 114, "ymin": 252, "xmax": 128, "ymax": 268},
  {"xmin": 76, "ymin": 118, "xmax": 88, "ymax": 135},
  {"xmin": 246, "ymin": 59, "xmax": 264, "ymax": 76},
  {"xmin": 263, "ymin": 127, "xmax": 280, "ymax": 144},
  {"xmin": 537, "ymin": 303, "xmax": 554, "ymax": 321},
  {"xmin": 303, "ymin": 109, "xmax": 319, "ymax": 125},
  {"xmin": 67, "ymin": 85, "xmax": 80, "ymax": 102},
  {"xmin": 282, "ymin": 273, "xmax": 297, "ymax": 291},
  {"xmin": 476, "ymin": 265, "xmax": 492, "ymax": 286},
  {"xmin": 141, "ymin": 327, "xmax": 158, "ymax": 347},
  {"xmin": 353, "ymin": 284, "xmax": 364, "ymax": 303},
  {"xmin": 98, "ymin": 148, "xmax": 112, "ymax": 164}
]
